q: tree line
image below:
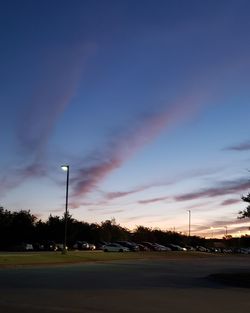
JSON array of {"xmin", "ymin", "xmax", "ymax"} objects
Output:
[
  {"xmin": 1, "ymin": 193, "xmax": 249, "ymax": 251},
  {"xmin": 0, "ymin": 207, "xmax": 206, "ymax": 250}
]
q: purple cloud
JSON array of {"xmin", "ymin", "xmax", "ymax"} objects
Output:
[
  {"xmin": 18, "ymin": 44, "xmax": 89, "ymax": 156},
  {"xmin": 138, "ymin": 196, "xmax": 169, "ymax": 205},
  {"xmin": 224, "ymin": 140, "xmax": 250, "ymax": 151},
  {"xmin": 105, "ymin": 167, "xmax": 222, "ymax": 202},
  {"xmin": 175, "ymin": 178, "xmax": 250, "ymax": 202},
  {"xmin": 1, "ymin": 44, "xmax": 95, "ymax": 196},
  {"xmin": 70, "ymin": 97, "xmax": 205, "ymax": 201},
  {"xmin": 105, "ymin": 185, "xmax": 149, "ymax": 200},
  {"xmin": 221, "ymin": 199, "xmax": 241, "ymax": 206}
]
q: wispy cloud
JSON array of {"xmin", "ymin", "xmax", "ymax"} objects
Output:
[
  {"xmin": 107, "ymin": 167, "xmax": 222, "ymax": 203},
  {"xmin": 0, "ymin": 44, "xmax": 94, "ymax": 196},
  {"xmin": 174, "ymin": 178, "xmax": 250, "ymax": 202},
  {"xmin": 18, "ymin": 44, "xmax": 91, "ymax": 156},
  {"xmin": 106, "ymin": 187, "xmax": 146, "ymax": 200},
  {"xmin": 70, "ymin": 97, "xmax": 204, "ymax": 201},
  {"xmin": 138, "ymin": 196, "xmax": 169, "ymax": 205},
  {"xmin": 221, "ymin": 199, "xmax": 241, "ymax": 206},
  {"xmin": 224, "ymin": 140, "xmax": 250, "ymax": 151}
]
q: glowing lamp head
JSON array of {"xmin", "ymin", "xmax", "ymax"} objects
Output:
[{"xmin": 61, "ymin": 165, "xmax": 69, "ymax": 171}]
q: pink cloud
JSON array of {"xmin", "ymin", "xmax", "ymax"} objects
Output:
[
  {"xmin": 105, "ymin": 186, "xmax": 146, "ymax": 200},
  {"xmin": 70, "ymin": 96, "xmax": 207, "ymax": 202},
  {"xmin": 175, "ymin": 179, "xmax": 250, "ymax": 202},
  {"xmin": 105, "ymin": 167, "xmax": 222, "ymax": 202},
  {"xmin": 71, "ymin": 157, "xmax": 122, "ymax": 197},
  {"xmin": 221, "ymin": 199, "xmax": 241, "ymax": 206}
]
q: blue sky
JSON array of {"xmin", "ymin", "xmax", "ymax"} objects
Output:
[{"xmin": 1, "ymin": 0, "xmax": 250, "ymax": 237}]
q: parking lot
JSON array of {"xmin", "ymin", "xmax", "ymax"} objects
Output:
[{"xmin": 0, "ymin": 254, "xmax": 249, "ymax": 313}]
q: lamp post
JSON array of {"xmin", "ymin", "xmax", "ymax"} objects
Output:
[
  {"xmin": 187, "ymin": 210, "xmax": 191, "ymax": 237},
  {"xmin": 61, "ymin": 165, "xmax": 69, "ymax": 254}
]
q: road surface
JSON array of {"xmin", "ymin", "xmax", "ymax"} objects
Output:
[{"xmin": 0, "ymin": 255, "xmax": 249, "ymax": 313}]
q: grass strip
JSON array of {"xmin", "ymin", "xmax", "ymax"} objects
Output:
[{"xmin": 0, "ymin": 251, "xmax": 214, "ymax": 267}]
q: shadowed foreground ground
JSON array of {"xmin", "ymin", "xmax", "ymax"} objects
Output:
[{"xmin": 0, "ymin": 255, "xmax": 249, "ymax": 313}]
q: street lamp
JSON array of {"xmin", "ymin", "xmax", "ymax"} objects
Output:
[
  {"xmin": 187, "ymin": 210, "xmax": 191, "ymax": 237},
  {"xmin": 61, "ymin": 165, "xmax": 69, "ymax": 254}
]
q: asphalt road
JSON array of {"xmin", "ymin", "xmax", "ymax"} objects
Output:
[{"xmin": 0, "ymin": 255, "xmax": 249, "ymax": 313}]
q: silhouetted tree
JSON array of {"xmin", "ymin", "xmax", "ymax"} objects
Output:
[
  {"xmin": 238, "ymin": 193, "xmax": 250, "ymax": 218},
  {"xmin": 132, "ymin": 226, "xmax": 156, "ymax": 242},
  {"xmin": 0, "ymin": 208, "xmax": 37, "ymax": 249},
  {"xmin": 0, "ymin": 207, "xmax": 13, "ymax": 249},
  {"xmin": 0, "ymin": 207, "xmax": 213, "ymax": 251},
  {"xmin": 10, "ymin": 210, "xmax": 37, "ymax": 245},
  {"xmin": 99, "ymin": 219, "xmax": 129, "ymax": 242}
]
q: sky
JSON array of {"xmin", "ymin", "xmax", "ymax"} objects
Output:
[{"xmin": 1, "ymin": 0, "xmax": 250, "ymax": 238}]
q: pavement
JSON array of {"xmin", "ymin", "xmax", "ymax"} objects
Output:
[{"xmin": 0, "ymin": 255, "xmax": 249, "ymax": 313}]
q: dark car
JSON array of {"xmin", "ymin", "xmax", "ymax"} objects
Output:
[
  {"xmin": 116, "ymin": 241, "xmax": 139, "ymax": 251},
  {"xmin": 141, "ymin": 242, "xmax": 159, "ymax": 251},
  {"xmin": 73, "ymin": 241, "xmax": 90, "ymax": 250},
  {"xmin": 95, "ymin": 241, "xmax": 109, "ymax": 250},
  {"xmin": 136, "ymin": 243, "xmax": 150, "ymax": 251}
]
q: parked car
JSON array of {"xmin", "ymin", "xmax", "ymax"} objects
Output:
[
  {"xmin": 116, "ymin": 241, "xmax": 139, "ymax": 251},
  {"xmin": 153, "ymin": 243, "xmax": 171, "ymax": 251},
  {"xmin": 196, "ymin": 246, "xmax": 208, "ymax": 252},
  {"xmin": 168, "ymin": 244, "xmax": 187, "ymax": 251},
  {"xmin": 234, "ymin": 247, "xmax": 250, "ymax": 254},
  {"xmin": 9, "ymin": 243, "xmax": 34, "ymax": 252},
  {"xmin": 102, "ymin": 243, "xmax": 130, "ymax": 252},
  {"xmin": 73, "ymin": 241, "xmax": 89, "ymax": 250},
  {"xmin": 136, "ymin": 243, "xmax": 150, "ymax": 251},
  {"xmin": 23, "ymin": 243, "xmax": 34, "ymax": 251},
  {"xmin": 222, "ymin": 248, "xmax": 232, "ymax": 253},
  {"xmin": 185, "ymin": 245, "xmax": 195, "ymax": 251},
  {"xmin": 56, "ymin": 243, "xmax": 68, "ymax": 251},
  {"xmin": 208, "ymin": 247, "xmax": 221, "ymax": 253},
  {"xmin": 88, "ymin": 243, "xmax": 96, "ymax": 250},
  {"xmin": 95, "ymin": 241, "xmax": 109, "ymax": 250},
  {"xmin": 44, "ymin": 241, "xmax": 58, "ymax": 251},
  {"xmin": 141, "ymin": 242, "xmax": 159, "ymax": 251}
]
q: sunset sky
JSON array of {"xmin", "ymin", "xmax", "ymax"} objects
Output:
[{"xmin": 1, "ymin": 0, "xmax": 250, "ymax": 238}]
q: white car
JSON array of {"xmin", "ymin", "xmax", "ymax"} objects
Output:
[{"xmin": 102, "ymin": 243, "xmax": 130, "ymax": 252}]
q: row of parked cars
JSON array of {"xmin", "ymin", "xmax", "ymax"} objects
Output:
[
  {"xmin": 9, "ymin": 241, "xmax": 97, "ymax": 252},
  {"xmin": 101, "ymin": 241, "xmax": 189, "ymax": 252},
  {"xmin": 8, "ymin": 240, "xmax": 250, "ymax": 254},
  {"xmin": 101, "ymin": 241, "xmax": 250, "ymax": 254}
]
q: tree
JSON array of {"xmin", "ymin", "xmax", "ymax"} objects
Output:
[
  {"xmin": 0, "ymin": 208, "xmax": 37, "ymax": 249},
  {"xmin": 132, "ymin": 226, "xmax": 155, "ymax": 242},
  {"xmin": 0, "ymin": 207, "xmax": 13, "ymax": 249},
  {"xmin": 99, "ymin": 219, "xmax": 129, "ymax": 242},
  {"xmin": 238, "ymin": 193, "xmax": 250, "ymax": 219}
]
